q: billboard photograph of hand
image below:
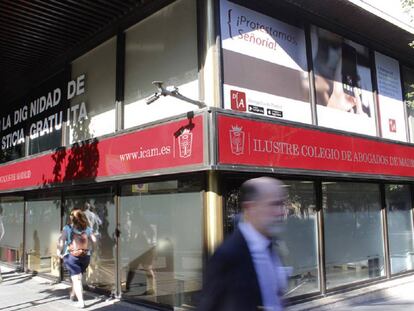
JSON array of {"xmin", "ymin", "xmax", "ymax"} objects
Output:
[
  {"xmin": 311, "ymin": 27, "xmax": 377, "ymax": 136},
  {"xmin": 325, "ymin": 43, "xmax": 364, "ymax": 114}
]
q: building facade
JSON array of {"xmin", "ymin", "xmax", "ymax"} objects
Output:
[{"xmin": 0, "ymin": 0, "xmax": 414, "ymax": 309}]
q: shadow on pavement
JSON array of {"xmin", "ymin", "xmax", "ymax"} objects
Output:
[
  {"xmin": 0, "ymin": 270, "xmax": 148, "ymax": 311},
  {"xmin": 38, "ymin": 287, "xmax": 72, "ymax": 299},
  {"xmin": 38, "ymin": 284, "xmax": 133, "ymax": 311},
  {"xmin": 0, "ymin": 296, "xmax": 67, "ymax": 311},
  {"xmin": 1, "ymin": 274, "xmax": 34, "ymax": 284}
]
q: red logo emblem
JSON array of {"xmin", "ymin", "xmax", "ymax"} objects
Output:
[
  {"xmin": 231, "ymin": 90, "xmax": 246, "ymax": 111},
  {"xmin": 389, "ymin": 119, "xmax": 396, "ymax": 133}
]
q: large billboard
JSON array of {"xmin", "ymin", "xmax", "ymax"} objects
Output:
[
  {"xmin": 220, "ymin": 0, "xmax": 311, "ymax": 124},
  {"xmin": 375, "ymin": 52, "xmax": 407, "ymax": 142},
  {"xmin": 311, "ymin": 27, "xmax": 377, "ymax": 136}
]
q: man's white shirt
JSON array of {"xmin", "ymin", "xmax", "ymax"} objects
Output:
[{"xmin": 239, "ymin": 221, "xmax": 288, "ymax": 311}]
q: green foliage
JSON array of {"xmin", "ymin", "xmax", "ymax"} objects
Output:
[
  {"xmin": 401, "ymin": 0, "xmax": 414, "ymax": 46},
  {"xmin": 405, "ymin": 76, "xmax": 414, "ymax": 110},
  {"xmin": 401, "ymin": 1, "xmax": 414, "ymax": 108},
  {"xmin": 406, "ymin": 89, "xmax": 414, "ymax": 110},
  {"xmin": 402, "ymin": 0, "xmax": 414, "ymax": 19},
  {"xmin": 402, "ymin": 0, "xmax": 414, "ymax": 10}
]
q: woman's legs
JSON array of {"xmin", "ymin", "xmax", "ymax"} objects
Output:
[
  {"xmin": 70, "ymin": 285, "xmax": 76, "ymax": 300},
  {"xmin": 71, "ymin": 273, "xmax": 85, "ymax": 307},
  {"xmin": 64, "ymin": 255, "xmax": 77, "ymax": 300}
]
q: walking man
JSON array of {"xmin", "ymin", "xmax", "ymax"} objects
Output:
[{"xmin": 198, "ymin": 177, "xmax": 289, "ymax": 311}]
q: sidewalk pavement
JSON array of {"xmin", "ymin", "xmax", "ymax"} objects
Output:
[
  {"xmin": 2, "ymin": 264, "xmax": 414, "ymax": 311},
  {"xmin": 286, "ymin": 274, "xmax": 414, "ymax": 311},
  {"xmin": 0, "ymin": 266, "xmax": 152, "ymax": 311}
]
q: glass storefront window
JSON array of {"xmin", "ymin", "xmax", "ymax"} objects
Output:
[
  {"xmin": 120, "ymin": 178, "xmax": 203, "ymax": 308},
  {"xmin": 68, "ymin": 37, "xmax": 116, "ymax": 144},
  {"xmin": 311, "ymin": 26, "xmax": 376, "ymax": 136},
  {"xmin": 385, "ymin": 184, "xmax": 414, "ymax": 274},
  {"xmin": 123, "ymin": 0, "xmax": 198, "ymax": 129},
  {"xmin": 63, "ymin": 188, "xmax": 116, "ymax": 292},
  {"xmin": 25, "ymin": 196, "xmax": 61, "ymax": 277},
  {"xmin": 281, "ymin": 181, "xmax": 319, "ymax": 297},
  {"xmin": 224, "ymin": 177, "xmax": 319, "ymax": 298},
  {"xmin": 323, "ymin": 182, "xmax": 384, "ymax": 288},
  {"xmin": 0, "ymin": 196, "xmax": 24, "ymax": 269}
]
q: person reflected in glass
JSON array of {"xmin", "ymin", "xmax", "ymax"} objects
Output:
[
  {"xmin": 125, "ymin": 207, "xmax": 157, "ymax": 296},
  {"xmin": 82, "ymin": 202, "xmax": 102, "ymax": 237},
  {"xmin": 31, "ymin": 230, "xmax": 40, "ymax": 271},
  {"xmin": 198, "ymin": 177, "xmax": 290, "ymax": 311},
  {"xmin": 57, "ymin": 209, "xmax": 97, "ymax": 308}
]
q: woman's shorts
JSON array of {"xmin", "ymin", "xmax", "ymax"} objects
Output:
[{"xmin": 64, "ymin": 254, "xmax": 91, "ymax": 276}]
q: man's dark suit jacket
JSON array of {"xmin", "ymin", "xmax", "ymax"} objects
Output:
[{"xmin": 197, "ymin": 227, "xmax": 264, "ymax": 311}]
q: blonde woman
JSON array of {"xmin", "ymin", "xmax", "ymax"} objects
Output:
[{"xmin": 58, "ymin": 209, "xmax": 97, "ymax": 308}]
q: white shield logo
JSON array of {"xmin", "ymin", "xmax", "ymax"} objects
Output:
[
  {"xmin": 178, "ymin": 130, "xmax": 193, "ymax": 158},
  {"xmin": 229, "ymin": 125, "xmax": 245, "ymax": 155}
]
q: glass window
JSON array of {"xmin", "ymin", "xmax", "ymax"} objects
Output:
[
  {"xmin": 323, "ymin": 182, "xmax": 384, "ymax": 288},
  {"xmin": 311, "ymin": 26, "xmax": 376, "ymax": 136},
  {"xmin": 28, "ymin": 71, "xmax": 68, "ymax": 155},
  {"xmin": 63, "ymin": 188, "xmax": 116, "ymax": 292},
  {"xmin": 385, "ymin": 184, "xmax": 414, "ymax": 274},
  {"xmin": 0, "ymin": 196, "xmax": 24, "ymax": 269},
  {"xmin": 68, "ymin": 37, "xmax": 116, "ymax": 144},
  {"xmin": 224, "ymin": 177, "xmax": 319, "ymax": 298},
  {"xmin": 120, "ymin": 177, "xmax": 203, "ymax": 308},
  {"xmin": 25, "ymin": 196, "xmax": 61, "ymax": 277},
  {"xmin": 0, "ymin": 100, "xmax": 26, "ymax": 163},
  {"xmin": 281, "ymin": 181, "xmax": 319, "ymax": 297},
  {"xmin": 123, "ymin": 0, "xmax": 198, "ymax": 129},
  {"xmin": 402, "ymin": 66, "xmax": 414, "ymax": 142},
  {"xmin": 0, "ymin": 144, "xmax": 25, "ymax": 164}
]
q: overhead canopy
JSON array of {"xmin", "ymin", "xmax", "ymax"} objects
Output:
[
  {"xmin": 0, "ymin": 0, "xmax": 158, "ymax": 102},
  {"xmin": 281, "ymin": 0, "xmax": 414, "ymax": 63}
]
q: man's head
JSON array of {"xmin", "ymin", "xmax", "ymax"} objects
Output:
[
  {"xmin": 240, "ymin": 177, "xmax": 288, "ymax": 238},
  {"xmin": 82, "ymin": 202, "xmax": 91, "ymax": 211}
]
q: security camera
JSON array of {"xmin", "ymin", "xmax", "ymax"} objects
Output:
[{"xmin": 145, "ymin": 81, "xmax": 206, "ymax": 108}]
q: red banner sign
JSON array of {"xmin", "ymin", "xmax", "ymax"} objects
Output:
[
  {"xmin": 0, "ymin": 115, "xmax": 204, "ymax": 191},
  {"xmin": 218, "ymin": 114, "xmax": 414, "ymax": 177}
]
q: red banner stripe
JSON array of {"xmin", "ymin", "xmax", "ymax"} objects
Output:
[{"xmin": 218, "ymin": 114, "xmax": 414, "ymax": 177}]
